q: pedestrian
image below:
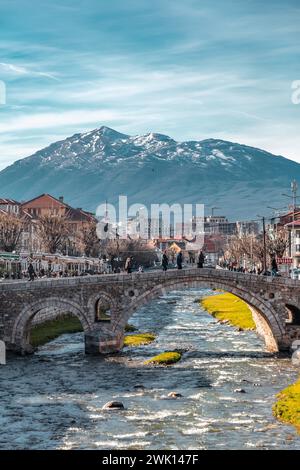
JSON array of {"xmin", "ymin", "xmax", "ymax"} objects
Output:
[
  {"xmin": 125, "ymin": 256, "xmax": 133, "ymax": 274},
  {"xmin": 110, "ymin": 255, "xmax": 115, "ymax": 272},
  {"xmin": 162, "ymin": 250, "xmax": 169, "ymax": 271},
  {"xmin": 177, "ymin": 251, "xmax": 183, "ymax": 270},
  {"xmin": 271, "ymin": 257, "xmax": 278, "ymax": 276},
  {"xmin": 197, "ymin": 250, "xmax": 205, "ymax": 268},
  {"xmin": 28, "ymin": 263, "xmax": 36, "ymax": 281},
  {"xmin": 189, "ymin": 252, "xmax": 195, "ymax": 264}
]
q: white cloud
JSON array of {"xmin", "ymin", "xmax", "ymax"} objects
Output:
[
  {"xmin": 0, "ymin": 62, "xmax": 59, "ymax": 81},
  {"xmin": 0, "ymin": 0, "xmax": 299, "ymax": 169}
]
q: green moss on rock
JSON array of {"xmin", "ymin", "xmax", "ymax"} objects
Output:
[
  {"xmin": 144, "ymin": 351, "xmax": 182, "ymax": 365},
  {"xmin": 124, "ymin": 333, "xmax": 156, "ymax": 347},
  {"xmin": 201, "ymin": 292, "xmax": 255, "ymax": 330},
  {"xmin": 273, "ymin": 379, "xmax": 300, "ymax": 433}
]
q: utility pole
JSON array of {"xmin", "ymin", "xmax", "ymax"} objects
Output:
[
  {"xmin": 211, "ymin": 207, "xmax": 220, "ymax": 217},
  {"xmin": 262, "ymin": 216, "xmax": 267, "ymax": 273},
  {"xmin": 257, "ymin": 214, "xmax": 267, "ymax": 272}
]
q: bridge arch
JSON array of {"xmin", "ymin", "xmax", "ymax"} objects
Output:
[
  {"xmin": 285, "ymin": 304, "xmax": 300, "ymax": 325},
  {"xmin": 121, "ymin": 277, "xmax": 284, "ymax": 352},
  {"xmin": 11, "ymin": 297, "xmax": 91, "ymax": 354},
  {"xmin": 87, "ymin": 291, "xmax": 119, "ymax": 324}
]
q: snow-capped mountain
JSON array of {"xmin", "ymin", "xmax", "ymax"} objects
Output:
[{"xmin": 0, "ymin": 126, "xmax": 299, "ymax": 219}]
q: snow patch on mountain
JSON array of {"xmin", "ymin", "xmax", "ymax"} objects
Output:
[{"xmin": 0, "ymin": 125, "xmax": 299, "ymax": 219}]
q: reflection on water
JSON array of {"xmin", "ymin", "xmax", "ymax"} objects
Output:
[{"xmin": 0, "ymin": 288, "xmax": 299, "ymax": 450}]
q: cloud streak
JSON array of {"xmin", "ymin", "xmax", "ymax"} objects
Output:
[
  {"xmin": 0, "ymin": 0, "xmax": 300, "ymax": 167},
  {"xmin": 0, "ymin": 62, "xmax": 59, "ymax": 80}
]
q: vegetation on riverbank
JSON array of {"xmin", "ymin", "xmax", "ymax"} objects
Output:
[
  {"xmin": 201, "ymin": 292, "xmax": 255, "ymax": 330},
  {"xmin": 30, "ymin": 315, "xmax": 83, "ymax": 347},
  {"xmin": 273, "ymin": 379, "xmax": 300, "ymax": 433},
  {"xmin": 144, "ymin": 351, "xmax": 182, "ymax": 365},
  {"xmin": 124, "ymin": 333, "xmax": 156, "ymax": 347}
]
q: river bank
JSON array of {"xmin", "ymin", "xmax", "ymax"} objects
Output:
[
  {"xmin": 273, "ymin": 379, "xmax": 300, "ymax": 433},
  {"xmin": 30, "ymin": 315, "xmax": 83, "ymax": 347},
  {"xmin": 200, "ymin": 291, "xmax": 300, "ymax": 434}
]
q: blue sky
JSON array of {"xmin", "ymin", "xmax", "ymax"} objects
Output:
[{"xmin": 0, "ymin": 0, "xmax": 300, "ymax": 169}]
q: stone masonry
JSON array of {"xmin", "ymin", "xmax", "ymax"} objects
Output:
[{"xmin": 1, "ymin": 268, "xmax": 300, "ymax": 355}]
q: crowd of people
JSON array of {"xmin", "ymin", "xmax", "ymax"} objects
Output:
[
  {"xmin": 5, "ymin": 265, "xmax": 106, "ymax": 281},
  {"xmin": 2, "ymin": 256, "xmax": 143, "ymax": 282},
  {"xmin": 2, "ymin": 249, "xmax": 282, "ymax": 281},
  {"xmin": 220, "ymin": 256, "xmax": 280, "ymax": 276},
  {"xmin": 161, "ymin": 250, "xmax": 206, "ymax": 271}
]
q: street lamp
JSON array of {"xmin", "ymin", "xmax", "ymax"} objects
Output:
[
  {"xmin": 267, "ymin": 206, "xmax": 286, "ymax": 214},
  {"xmin": 211, "ymin": 207, "xmax": 220, "ymax": 217}
]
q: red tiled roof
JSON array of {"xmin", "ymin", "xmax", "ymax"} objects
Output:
[
  {"xmin": 20, "ymin": 193, "xmax": 68, "ymax": 208},
  {"xmin": 21, "ymin": 193, "xmax": 97, "ymax": 223},
  {"xmin": 0, "ymin": 198, "xmax": 20, "ymax": 205},
  {"xmin": 65, "ymin": 207, "xmax": 96, "ymax": 222},
  {"xmin": 285, "ymin": 220, "xmax": 300, "ymax": 227}
]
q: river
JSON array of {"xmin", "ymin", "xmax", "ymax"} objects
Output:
[{"xmin": 0, "ymin": 288, "xmax": 299, "ymax": 450}]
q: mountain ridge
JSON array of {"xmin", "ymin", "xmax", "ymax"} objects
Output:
[{"xmin": 0, "ymin": 126, "xmax": 299, "ymax": 219}]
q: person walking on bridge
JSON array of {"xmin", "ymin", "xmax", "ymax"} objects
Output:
[
  {"xmin": 197, "ymin": 251, "xmax": 205, "ymax": 268},
  {"xmin": 271, "ymin": 256, "xmax": 278, "ymax": 277},
  {"xmin": 28, "ymin": 263, "xmax": 36, "ymax": 281},
  {"xmin": 125, "ymin": 256, "xmax": 133, "ymax": 274},
  {"xmin": 162, "ymin": 251, "xmax": 169, "ymax": 271},
  {"xmin": 176, "ymin": 250, "xmax": 183, "ymax": 270}
]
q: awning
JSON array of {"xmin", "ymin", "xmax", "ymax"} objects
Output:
[{"xmin": 0, "ymin": 252, "xmax": 20, "ymax": 260}]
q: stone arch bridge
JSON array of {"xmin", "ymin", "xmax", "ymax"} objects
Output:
[{"xmin": 1, "ymin": 268, "xmax": 300, "ymax": 355}]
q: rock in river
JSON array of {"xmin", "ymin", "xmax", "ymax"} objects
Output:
[
  {"xmin": 102, "ymin": 401, "xmax": 125, "ymax": 410},
  {"xmin": 168, "ymin": 392, "xmax": 183, "ymax": 398}
]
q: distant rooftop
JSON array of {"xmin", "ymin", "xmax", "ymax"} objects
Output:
[{"xmin": 0, "ymin": 198, "xmax": 20, "ymax": 205}]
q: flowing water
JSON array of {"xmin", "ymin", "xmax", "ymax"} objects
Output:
[{"xmin": 0, "ymin": 288, "xmax": 300, "ymax": 450}]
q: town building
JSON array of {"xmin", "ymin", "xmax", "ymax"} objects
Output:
[
  {"xmin": 20, "ymin": 194, "xmax": 97, "ymax": 254},
  {"xmin": 268, "ymin": 208, "xmax": 300, "ymax": 271},
  {"xmin": 0, "ymin": 198, "xmax": 20, "ymax": 215},
  {"xmin": 0, "ymin": 194, "xmax": 97, "ymax": 255}
]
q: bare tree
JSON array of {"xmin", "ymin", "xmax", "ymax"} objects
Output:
[
  {"xmin": 78, "ymin": 221, "xmax": 100, "ymax": 257},
  {"xmin": 36, "ymin": 214, "xmax": 69, "ymax": 254},
  {"xmin": 0, "ymin": 212, "xmax": 23, "ymax": 252},
  {"xmin": 225, "ymin": 233, "xmax": 265, "ymax": 266},
  {"xmin": 100, "ymin": 238, "xmax": 158, "ymax": 268},
  {"xmin": 225, "ymin": 228, "xmax": 290, "ymax": 269},
  {"xmin": 122, "ymin": 239, "xmax": 158, "ymax": 267},
  {"xmin": 251, "ymin": 235, "xmax": 266, "ymax": 265},
  {"xmin": 225, "ymin": 235, "xmax": 244, "ymax": 263},
  {"xmin": 267, "ymin": 228, "xmax": 289, "ymax": 258}
]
